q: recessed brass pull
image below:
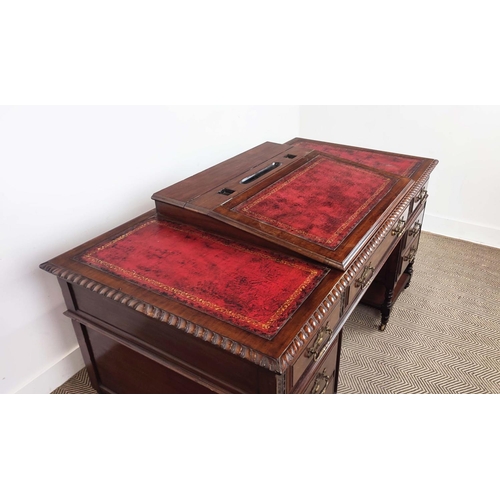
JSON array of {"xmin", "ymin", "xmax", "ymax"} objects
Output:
[
  {"xmin": 355, "ymin": 263, "xmax": 374, "ymax": 289},
  {"xmin": 409, "ymin": 221, "xmax": 421, "ymax": 237},
  {"xmin": 306, "ymin": 323, "xmax": 333, "ymax": 361},
  {"xmin": 311, "ymin": 368, "xmax": 331, "ymax": 394},
  {"xmin": 391, "ymin": 218, "xmax": 406, "ymax": 237},
  {"xmin": 416, "ymin": 187, "xmax": 428, "ymax": 203},
  {"xmin": 240, "ymin": 162, "xmax": 281, "ymax": 184},
  {"xmin": 403, "ymin": 247, "xmax": 417, "ymax": 264}
]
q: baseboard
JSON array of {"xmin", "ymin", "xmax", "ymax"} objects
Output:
[
  {"xmin": 423, "ymin": 213, "xmax": 500, "ymax": 249},
  {"xmin": 16, "ymin": 347, "xmax": 85, "ymax": 394}
]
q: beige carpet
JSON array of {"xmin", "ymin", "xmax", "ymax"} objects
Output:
[{"xmin": 52, "ymin": 232, "xmax": 500, "ymax": 394}]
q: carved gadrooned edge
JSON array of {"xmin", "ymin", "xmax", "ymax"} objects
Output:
[
  {"xmin": 40, "ymin": 262, "xmax": 283, "ymax": 373},
  {"xmin": 277, "ymin": 160, "xmax": 438, "ymax": 371}
]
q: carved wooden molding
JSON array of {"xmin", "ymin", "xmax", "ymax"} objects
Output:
[{"xmin": 40, "ymin": 262, "xmax": 282, "ymax": 372}]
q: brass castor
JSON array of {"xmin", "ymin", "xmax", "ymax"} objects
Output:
[{"xmin": 379, "ymin": 323, "xmax": 387, "ymax": 331}]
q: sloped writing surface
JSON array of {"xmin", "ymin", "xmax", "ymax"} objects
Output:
[{"xmin": 232, "ymin": 155, "xmax": 397, "ymax": 250}]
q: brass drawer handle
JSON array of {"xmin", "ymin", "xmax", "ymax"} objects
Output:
[
  {"xmin": 306, "ymin": 323, "xmax": 333, "ymax": 361},
  {"xmin": 355, "ymin": 263, "xmax": 374, "ymax": 290},
  {"xmin": 408, "ymin": 221, "xmax": 422, "ymax": 237},
  {"xmin": 311, "ymin": 368, "xmax": 331, "ymax": 394},
  {"xmin": 416, "ymin": 188, "xmax": 428, "ymax": 203},
  {"xmin": 391, "ymin": 218, "xmax": 406, "ymax": 237},
  {"xmin": 403, "ymin": 247, "xmax": 417, "ymax": 264}
]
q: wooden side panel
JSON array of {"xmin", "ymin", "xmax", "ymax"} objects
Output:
[
  {"xmin": 85, "ymin": 326, "xmax": 216, "ymax": 394},
  {"xmin": 70, "ymin": 284, "xmax": 263, "ymax": 393}
]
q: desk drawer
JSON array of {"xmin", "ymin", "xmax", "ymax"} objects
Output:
[
  {"xmin": 292, "ymin": 300, "xmax": 341, "ymax": 387},
  {"xmin": 398, "ymin": 227, "xmax": 423, "ymax": 282},
  {"xmin": 346, "ymin": 205, "xmax": 410, "ymax": 309},
  {"xmin": 404, "ymin": 204, "xmax": 425, "ymax": 253},
  {"xmin": 411, "ymin": 180, "xmax": 429, "ymax": 215},
  {"xmin": 303, "ymin": 339, "xmax": 339, "ymax": 394}
]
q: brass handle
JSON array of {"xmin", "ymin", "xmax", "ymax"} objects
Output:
[
  {"xmin": 416, "ymin": 188, "xmax": 428, "ymax": 203},
  {"xmin": 391, "ymin": 218, "xmax": 406, "ymax": 237},
  {"xmin": 306, "ymin": 323, "xmax": 333, "ymax": 361},
  {"xmin": 355, "ymin": 263, "xmax": 374, "ymax": 289},
  {"xmin": 409, "ymin": 221, "xmax": 422, "ymax": 237},
  {"xmin": 311, "ymin": 368, "xmax": 331, "ymax": 394},
  {"xmin": 403, "ymin": 247, "xmax": 417, "ymax": 264},
  {"xmin": 240, "ymin": 162, "xmax": 281, "ymax": 184}
]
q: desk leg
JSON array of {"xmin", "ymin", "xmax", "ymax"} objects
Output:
[
  {"xmin": 379, "ymin": 287, "xmax": 394, "ymax": 331},
  {"xmin": 58, "ymin": 279, "xmax": 102, "ymax": 393},
  {"xmin": 404, "ymin": 261, "xmax": 414, "ymax": 289},
  {"xmin": 333, "ymin": 328, "xmax": 343, "ymax": 394},
  {"xmin": 71, "ymin": 320, "xmax": 102, "ymax": 393}
]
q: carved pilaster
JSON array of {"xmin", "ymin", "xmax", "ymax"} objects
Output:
[{"xmin": 276, "ymin": 373, "xmax": 287, "ymax": 394}]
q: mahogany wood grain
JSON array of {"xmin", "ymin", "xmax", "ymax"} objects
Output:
[
  {"xmin": 69, "ymin": 285, "xmax": 265, "ymax": 393},
  {"xmin": 85, "ymin": 326, "xmax": 217, "ymax": 394},
  {"xmin": 184, "ymin": 145, "xmax": 309, "ymax": 212},
  {"xmin": 152, "ymin": 142, "xmax": 293, "ymax": 207}
]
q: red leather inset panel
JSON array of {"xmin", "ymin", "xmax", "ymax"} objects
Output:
[
  {"xmin": 76, "ymin": 219, "xmax": 328, "ymax": 338},
  {"xmin": 233, "ymin": 156, "xmax": 396, "ymax": 249}
]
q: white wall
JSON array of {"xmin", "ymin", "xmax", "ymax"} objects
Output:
[
  {"xmin": 0, "ymin": 106, "xmax": 300, "ymax": 394},
  {"xmin": 299, "ymin": 106, "xmax": 500, "ymax": 249}
]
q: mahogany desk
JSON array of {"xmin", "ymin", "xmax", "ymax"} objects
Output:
[{"xmin": 40, "ymin": 138, "xmax": 438, "ymax": 394}]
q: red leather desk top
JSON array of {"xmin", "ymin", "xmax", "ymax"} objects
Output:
[{"xmin": 76, "ymin": 218, "xmax": 329, "ymax": 339}]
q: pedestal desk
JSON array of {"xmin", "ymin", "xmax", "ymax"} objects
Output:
[{"xmin": 40, "ymin": 138, "xmax": 438, "ymax": 394}]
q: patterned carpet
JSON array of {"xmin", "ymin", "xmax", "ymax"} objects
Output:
[
  {"xmin": 52, "ymin": 368, "xmax": 96, "ymax": 394},
  {"xmin": 52, "ymin": 232, "xmax": 500, "ymax": 394}
]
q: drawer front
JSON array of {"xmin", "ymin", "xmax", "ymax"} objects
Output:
[
  {"xmin": 304, "ymin": 339, "xmax": 339, "ymax": 394},
  {"xmin": 411, "ymin": 179, "xmax": 429, "ymax": 215},
  {"xmin": 292, "ymin": 300, "xmax": 341, "ymax": 386},
  {"xmin": 347, "ymin": 205, "xmax": 410, "ymax": 309},
  {"xmin": 397, "ymin": 227, "xmax": 423, "ymax": 282},
  {"xmin": 404, "ymin": 204, "xmax": 425, "ymax": 253}
]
